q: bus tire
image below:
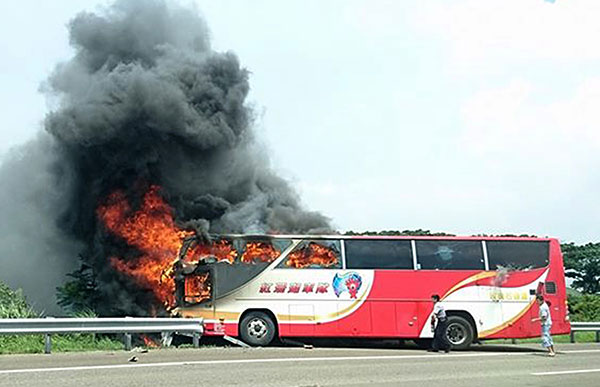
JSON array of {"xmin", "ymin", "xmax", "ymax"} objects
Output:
[
  {"xmin": 445, "ymin": 315, "xmax": 474, "ymax": 350},
  {"xmin": 239, "ymin": 311, "xmax": 276, "ymax": 346}
]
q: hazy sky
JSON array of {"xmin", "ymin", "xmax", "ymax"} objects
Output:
[{"xmin": 1, "ymin": 0, "xmax": 598, "ymax": 243}]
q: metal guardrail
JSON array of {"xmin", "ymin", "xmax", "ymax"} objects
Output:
[
  {"xmin": 570, "ymin": 322, "xmax": 600, "ymax": 343},
  {"xmin": 0, "ymin": 317, "xmax": 203, "ymax": 354}
]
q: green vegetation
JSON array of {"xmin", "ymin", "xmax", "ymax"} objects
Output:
[
  {"xmin": 568, "ymin": 293, "xmax": 600, "ymax": 322},
  {"xmin": 56, "ymin": 256, "xmax": 99, "ymax": 315},
  {"xmin": 0, "ymin": 334, "xmax": 123, "ymax": 355},
  {"xmin": 562, "ymin": 242, "xmax": 600, "ymax": 294},
  {"xmin": 0, "ymin": 281, "xmax": 122, "ymax": 354},
  {"xmin": 0, "ymin": 282, "xmax": 38, "ymax": 319}
]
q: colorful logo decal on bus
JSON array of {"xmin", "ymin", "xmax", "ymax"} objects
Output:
[{"xmin": 332, "ymin": 272, "xmax": 362, "ymax": 299}]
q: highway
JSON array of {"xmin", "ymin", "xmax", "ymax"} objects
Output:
[{"xmin": 1, "ymin": 343, "xmax": 599, "ymax": 386}]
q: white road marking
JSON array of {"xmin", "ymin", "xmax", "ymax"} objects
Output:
[
  {"xmin": 533, "ymin": 368, "xmax": 600, "ymax": 376},
  {"xmin": 1, "ymin": 349, "xmax": 599, "ymax": 375}
]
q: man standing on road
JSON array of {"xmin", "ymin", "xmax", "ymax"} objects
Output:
[
  {"xmin": 532, "ymin": 295, "xmax": 556, "ymax": 357},
  {"xmin": 428, "ymin": 294, "xmax": 451, "ymax": 353}
]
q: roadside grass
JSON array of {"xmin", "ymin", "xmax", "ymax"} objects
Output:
[
  {"xmin": 486, "ymin": 332, "xmax": 598, "ymax": 345},
  {"xmin": 0, "ymin": 334, "xmax": 124, "ymax": 355},
  {"xmin": 0, "ymin": 281, "xmax": 125, "ymax": 355}
]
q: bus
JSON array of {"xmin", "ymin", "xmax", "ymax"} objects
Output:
[{"xmin": 172, "ymin": 234, "xmax": 570, "ymax": 349}]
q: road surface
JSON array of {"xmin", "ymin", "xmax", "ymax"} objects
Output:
[{"xmin": 1, "ymin": 343, "xmax": 599, "ymax": 386}]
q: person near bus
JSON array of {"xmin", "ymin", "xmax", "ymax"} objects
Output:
[
  {"xmin": 531, "ymin": 295, "xmax": 556, "ymax": 357},
  {"xmin": 428, "ymin": 294, "xmax": 451, "ymax": 353}
]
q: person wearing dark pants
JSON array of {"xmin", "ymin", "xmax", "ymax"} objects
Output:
[{"xmin": 428, "ymin": 294, "xmax": 451, "ymax": 353}]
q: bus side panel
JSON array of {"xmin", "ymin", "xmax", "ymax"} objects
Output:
[{"xmin": 284, "ymin": 270, "xmax": 482, "ymax": 338}]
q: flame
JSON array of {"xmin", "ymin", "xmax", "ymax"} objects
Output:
[
  {"xmin": 96, "ymin": 185, "xmax": 232, "ymax": 308},
  {"xmin": 142, "ymin": 335, "xmax": 159, "ymax": 348},
  {"xmin": 286, "ymin": 242, "xmax": 338, "ymax": 268},
  {"xmin": 96, "ymin": 185, "xmax": 285, "ymax": 309},
  {"xmin": 97, "ymin": 186, "xmax": 191, "ymax": 307},
  {"xmin": 184, "ymin": 272, "xmax": 211, "ymax": 304},
  {"xmin": 186, "ymin": 240, "xmax": 237, "ymax": 264},
  {"xmin": 240, "ymin": 242, "xmax": 281, "ymax": 263}
]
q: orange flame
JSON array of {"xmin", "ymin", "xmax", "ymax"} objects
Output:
[
  {"xmin": 240, "ymin": 242, "xmax": 281, "ymax": 263},
  {"xmin": 142, "ymin": 335, "xmax": 159, "ymax": 348},
  {"xmin": 96, "ymin": 185, "xmax": 284, "ymax": 309},
  {"xmin": 96, "ymin": 185, "xmax": 235, "ymax": 308},
  {"xmin": 184, "ymin": 272, "xmax": 211, "ymax": 304},
  {"xmin": 286, "ymin": 242, "xmax": 338, "ymax": 268},
  {"xmin": 186, "ymin": 240, "xmax": 237, "ymax": 265},
  {"xmin": 97, "ymin": 186, "xmax": 191, "ymax": 307}
]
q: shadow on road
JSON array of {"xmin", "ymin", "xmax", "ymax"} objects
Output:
[{"xmin": 192, "ymin": 335, "xmax": 546, "ymax": 353}]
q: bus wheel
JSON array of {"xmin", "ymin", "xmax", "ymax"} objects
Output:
[
  {"xmin": 239, "ymin": 311, "xmax": 276, "ymax": 346},
  {"xmin": 445, "ymin": 315, "xmax": 474, "ymax": 350}
]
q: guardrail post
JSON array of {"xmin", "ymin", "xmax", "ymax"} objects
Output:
[
  {"xmin": 570, "ymin": 331, "xmax": 575, "ymax": 343},
  {"xmin": 596, "ymin": 331, "xmax": 600, "ymax": 343},
  {"xmin": 193, "ymin": 332, "xmax": 200, "ymax": 348},
  {"xmin": 511, "ymin": 338, "xmax": 516, "ymax": 344},
  {"xmin": 124, "ymin": 333, "xmax": 132, "ymax": 351},
  {"xmin": 44, "ymin": 334, "xmax": 52, "ymax": 354}
]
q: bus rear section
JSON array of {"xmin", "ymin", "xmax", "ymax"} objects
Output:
[{"xmin": 174, "ymin": 235, "xmax": 570, "ymax": 349}]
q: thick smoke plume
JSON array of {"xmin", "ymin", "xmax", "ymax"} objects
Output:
[{"xmin": 0, "ymin": 0, "xmax": 330, "ymax": 315}]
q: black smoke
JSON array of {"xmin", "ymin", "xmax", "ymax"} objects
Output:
[{"xmin": 0, "ymin": 0, "xmax": 330, "ymax": 315}]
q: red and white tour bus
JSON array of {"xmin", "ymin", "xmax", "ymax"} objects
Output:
[{"xmin": 173, "ymin": 235, "xmax": 570, "ymax": 349}]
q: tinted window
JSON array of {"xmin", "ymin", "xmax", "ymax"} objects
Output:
[
  {"xmin": 545, "ymin": 281, "xmax": 556, "ymax": 294},
  {"xmin": 279, "ymin": 240, "xmax": 342, "ymax": 269},
  {"xmin": 416, "ymin": 240, "xmax": 484, "ymax": 270},
  {"xmin": 487, "ymin": 241, "xmax": 549, "ymax": 270},
  {"xmin": 346, "ymin": 239, "xmax": 413, "ymax": 269}
]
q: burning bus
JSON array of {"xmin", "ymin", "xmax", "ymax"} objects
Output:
[{"xmin": 172, "ymin": 234, "xmax": 570, "ymax": 349}]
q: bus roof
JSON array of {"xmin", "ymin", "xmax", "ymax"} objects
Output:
[{"xmin": 211, "ymin": 234, "xmax": 556, "ymax": 242}]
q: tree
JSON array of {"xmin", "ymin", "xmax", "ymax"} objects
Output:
[
  {"xmin": 561, "ymin": 242, "xmax": 600, "ymax": 294},
  {"xmin": 0, "ymin": 281, "xmax": 38, "ymax": 318},
  {"xmin": 56, "ymin": 255, "xmax": 99, "ymax": 314},
  {"xmin": 568, "ymin": 293, "xmax": 600, "ymax": 321}
]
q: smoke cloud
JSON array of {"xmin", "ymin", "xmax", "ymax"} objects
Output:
[{"xmin": 0, "ymin": 0, "xmax": 330, "ymax": 315}]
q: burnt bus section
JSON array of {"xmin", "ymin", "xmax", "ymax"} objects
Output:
[{"xmin": 174, "ymin": 235, "xmax": 292, "ymax": 307}]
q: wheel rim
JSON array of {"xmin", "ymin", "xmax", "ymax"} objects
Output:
[
  {"xmin": 446, "ymin": 322, "xmax": 467, "ymax": 346},
  {"xmin": 247, "ymin": 318, "xmax": 268, "ymax": 340}
]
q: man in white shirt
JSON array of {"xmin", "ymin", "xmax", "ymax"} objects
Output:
[
  {"xmin": 428, "ymin": 294, "xmax": 451, "ymax": 353},
  {"xmin": 532, "ymin": 294, "xmax": 555, "ymax": 357}
]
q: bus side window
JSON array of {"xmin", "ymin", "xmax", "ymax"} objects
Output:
[
  {"xmin": 416, "ymin": 240, "xmax": 485, "ymax": 270},
  {"xmin": 346, "ymin": 239, "xmax": 413, "ymax": 269},
  {"xmin": 487, "ymin": 241, "xmax": 549, "ymax": 270},
  {"xmin": 278, "ymin": 240, "xmax": 342, "ymax": 269},
  {"xmin": 238, "ymin": 239, "xmax": 291, "ymax": 264}
]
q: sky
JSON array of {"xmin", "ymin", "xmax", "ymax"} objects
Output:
[{"xmin": 1, "ymin": 0, "xmax": 598, "ymax": 244}]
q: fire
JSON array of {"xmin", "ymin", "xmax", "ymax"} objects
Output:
[
  {"xmin": 186, "ymin": 240, "xmax": 237, "ymax": 264},
  {"xmin": 241, "ymin": 242, "xmax": 281, "ymax": 263},
  {"xmin": 142, "ymin": 335, "xmax": 159, "ymax": 348},
  {"xmin": 96, "ymin": 185, "xmax": 283, "ymax": 309},
  {"xmin": 286, "ymin": 242, "xmax": 338, "ymax": 268},
  {"xmin": 97, "ymin": 185, "xmax": 192, "ymax": 307},
  {"xmin": 184, "ymin": 272, "xmax": 211, "ymax": 304}
]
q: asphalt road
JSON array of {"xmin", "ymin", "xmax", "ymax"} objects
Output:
[{"xmin": 1, "ymin": 343, "xmax": 599, "ymax": 387}]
